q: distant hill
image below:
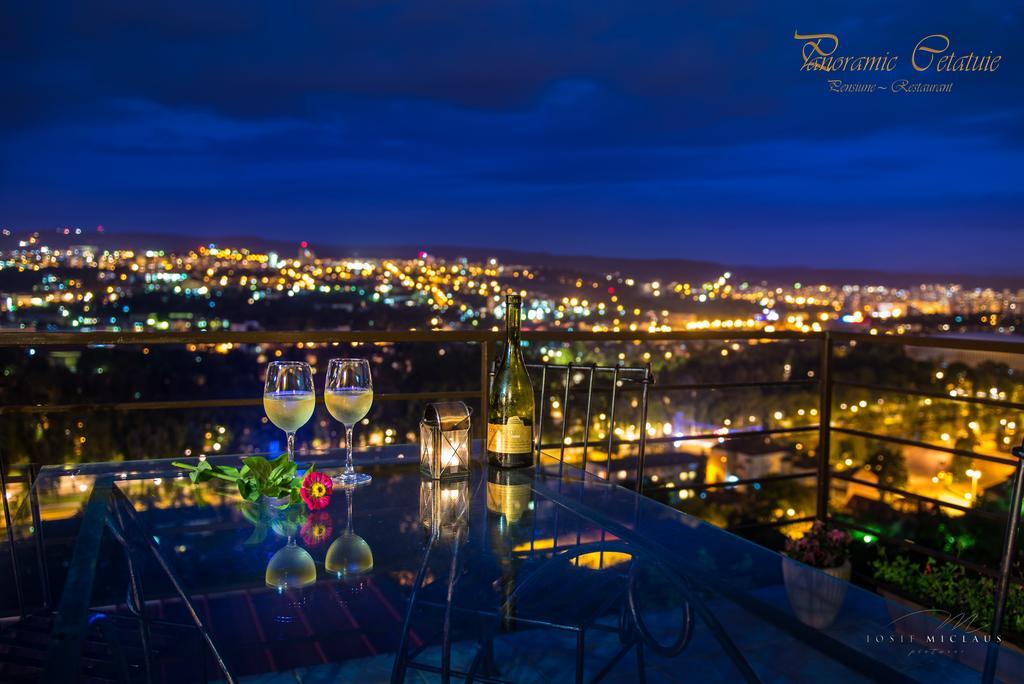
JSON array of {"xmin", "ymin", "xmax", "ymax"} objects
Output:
[
  {"xmin": 13, "ymin": 230, "xmax": 1024, "ymax": 290},
  {"xmin": 412, "ymin": 247, "xmax": 1024, "ymax": 290}
]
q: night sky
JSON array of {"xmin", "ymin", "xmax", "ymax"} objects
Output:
[{"xmin": 1, "ymin": 2, "xmax": 1021, "ymax": 275}]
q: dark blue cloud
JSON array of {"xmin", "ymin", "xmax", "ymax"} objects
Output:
[{"xmin": 1, "ymin": 1, "xmax": 1022, "ymax": 274}]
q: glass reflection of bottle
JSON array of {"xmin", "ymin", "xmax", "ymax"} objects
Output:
[
  {"xmin": 486, "ymin": 467, "xmax": 534, "ymax": 632},
  {"xmin": 326, "ymin": 488, "xmax": 374, "ymax": 580},
  {"xmin": 265, "ymin": 537, "xmax": 317, "ymax": 591}
]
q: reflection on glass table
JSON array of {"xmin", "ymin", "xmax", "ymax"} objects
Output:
[
  {"xmin": 266, "ymin": 539, "xmax": 317, "ymax": 592},
  {"xmin": 325, "ymin": 487, "xmax": 374, "ymax": 581},
  {"xmin": 4, "ymin": 444, "xmax": 1023, "ymax": 683}
]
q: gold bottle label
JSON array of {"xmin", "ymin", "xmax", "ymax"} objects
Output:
[{"xmin": 487, "ymin": 417, "xmax": 533, "ymax": 454}]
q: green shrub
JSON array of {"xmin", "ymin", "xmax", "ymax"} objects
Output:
[{"xmin": 872, "ymin": 551, "xmax": 1024, "ymax": 637}]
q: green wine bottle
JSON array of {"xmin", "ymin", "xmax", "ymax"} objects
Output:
[{"xmin": 487, "ymin": 294, "xmax": 536, "ymax": 468}]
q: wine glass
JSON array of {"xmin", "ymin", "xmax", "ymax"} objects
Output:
[
  {"xmin": 263, "ymin": 361, "xmax": 315, "ymax": 462},
  {"xmin": 325, "ymin": 358, "xmax": 373, "ymax": 486},
  {"xmin": 326, "ymin": 488, "xmax": 374, "ymax": 581}
]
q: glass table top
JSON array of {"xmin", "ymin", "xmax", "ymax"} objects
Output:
[{"xmin": 8, "ymin": 443, "xmax": 1022, "ymax": 683}]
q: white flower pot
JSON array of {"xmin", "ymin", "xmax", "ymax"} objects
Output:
[{"xmin": 782, "ymin": 557, "xmax": 851, "ymax": 629}]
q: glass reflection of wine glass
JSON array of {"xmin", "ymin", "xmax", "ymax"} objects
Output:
[
  {"xmin": 263, "ymin": 361, "xmax": 315, "ymax": 462},
  {"xmin": 325, "ymin": 358, "xmax": 374, "ymax": 486},
  {"xmin": 326, "ymin": 488, "xmax": 374, "ymax": 582},
  {"xmin": 265, "ymin": 536, "xmax": 316, "ymax": 592},
  {"xmin": 265, "ymin": 536, "xmax": 316, "ymax": 624}
]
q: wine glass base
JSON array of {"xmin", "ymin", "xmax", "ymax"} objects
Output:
[{"xmin": 332, "ymin": 471, "xmax": 372, "ymax": 487}]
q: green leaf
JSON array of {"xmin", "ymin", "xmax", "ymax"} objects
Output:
[
  {"xmin": 192, "ymin": 486, "xmax": 210, "ymax": 508},
  {"xmin": 173, "ymin": 459, "xmax": 214, "ymax": 483},
  {"xmin": 267, "ymin": 460, "xmax": 295, "ymax": 487},
  {"xmin": 276, "ymin": 488, "xmax": 302, "ymax": 510},
  {"xmin": 243, "ymin": 457, "xmax": 273, "ymax": 484},
  {"xmin": 238, "ymin": 479, "xmax": 260, "ymax": 502},
  {"xmin": 212, "ymin": 465, "xmax": 241, "ymax": 479},
  {"xmin": 240, "ymin": 503, "xmax": 261, "ymax": 526},
  {"xmin": 266, "ymin": 484, "xmax": 289, "ymax": 499},
  {"xmin": 267, "ymin": 453, "xmax": 290, "ymax": 472},
  {"xmin": 243, "ymin": 522, "xmax": 267, "ymax": 546}
]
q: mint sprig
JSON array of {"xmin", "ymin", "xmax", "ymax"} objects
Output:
[{"xmin": 172, "ymin": 453, "xmax": 308, "ymax": 508}]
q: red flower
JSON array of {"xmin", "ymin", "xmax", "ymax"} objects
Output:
[
  {"xmin": 300, "ymin": 470, "xmax": 333, "ymax": 510},
  {"xmin": 301, "ymin": 512, "xmax": 333, "ymax": 547}
]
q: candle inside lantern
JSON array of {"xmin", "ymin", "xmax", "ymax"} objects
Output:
[
  {"xmin": 441, "ymin": 436, "xmax": 460, "ymax": 470},
  {"xmin": 420, "ymin": 401, "xmax": 471, "ymax": 480}
]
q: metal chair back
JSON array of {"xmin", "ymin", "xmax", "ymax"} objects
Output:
[{"xmin": 491, "ymin": 361, "xmax": 654, "ymax": 490}]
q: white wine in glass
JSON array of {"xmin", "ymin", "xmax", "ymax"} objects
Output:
[
  {"xmin": 264, "ymin": 361, "xmax": 315, "ymax": 462},
  {"xmin": 265, "ymin": 391, "xmax": 316, "ymax": 432},
  {"xmin": 325, "ymin": 358, "xmax": 373, "ymax": 486},
  {"xmin": 325, "ymin": 388, "xmax": 373, "ymax": 426}
]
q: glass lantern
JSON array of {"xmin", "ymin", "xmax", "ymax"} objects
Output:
[{"xmin": 420, "ymin": 401, "xmax": 471, "ymax": 480}]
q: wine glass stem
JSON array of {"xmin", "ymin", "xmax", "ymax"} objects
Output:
[
  {"xmin": 287, "ymin": 431, "xmax": 295, "ymax": 462},
  {"xmin": 345, "ymin": 425, "xmax": 355, "ymax": 474}
]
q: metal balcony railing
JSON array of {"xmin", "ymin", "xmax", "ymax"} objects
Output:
[{"xmin": 1, "ymin": 327, "xmax": 1022, "ymax": 639}]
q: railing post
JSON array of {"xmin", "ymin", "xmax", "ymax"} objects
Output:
[
  {"xmin": 479, "ymin": 339, "xmax": 491, "ymax": 443},
  {"xmin": 635, "ymin": 365, "xmax": 652, "ymax": 494},
  {"xmin": 605, "ymin": 365, "xmax": 621, "ymax": 477},
  {"xmin": 983, "ymin": 442, "xmax": 1024, "ymax": 683},
  {"xmin": 558, "ymin": 363, "xmax": 574, "ymax": 477},
  {"xmin": 579, "ymin": 366, "xmax": 595, "ymax": 473},
  {"xmin": 0, "ymin": 446, "xmax": 24, "ymax": 616},
  {"xmin": 816, "ymin": 332, "xmax": 833, "ymax": 522},
  {"xmin": 28, "ymin": 462, "xmax": 51, "ymax": 609}
]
